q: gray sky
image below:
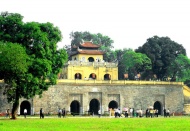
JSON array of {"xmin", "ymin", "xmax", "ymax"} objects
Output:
[{"xmin": 1, "ymin": 0, "xmax": 190, "ymax": 57}]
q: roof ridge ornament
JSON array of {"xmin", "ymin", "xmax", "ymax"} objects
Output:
[{"xmin": 80, "ymin": 39, "xmax": 84, "ymax": 45}]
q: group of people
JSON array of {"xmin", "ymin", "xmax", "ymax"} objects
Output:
[
  {"xmin": 24, "ymin": 108, "xmax": 45, "ymax": 118},
  {"xmin": 111, "ymin": 108, "xmax": 143, "ymax": 118},
  {"xmin": 163, "ymin": 108, "xmax": 170, "ymax": 117},
  {"xmin": 145, "ymin": 108, "xmax": 159, "ymax": 118},
  {"xmin": 125, "ymin": 108, "xmax": 143, "ymax": 118},
  {"xmin": 22, "ymin": 108, "xmax": 44, "ymax": 118},
  {"xmin": 109, "ymin": 107, "xmax": 171, "ymax": 118},
  {"xmin": 58, "ymin": 108, "xmax": 66, "ymax": 118},
  {"xmin": 114, "ymin": 108, "xmax": 121, "ymax": 118},
  {"xmin": 4, "ymin": 107, "xmax": 171, "ymax": 119}
]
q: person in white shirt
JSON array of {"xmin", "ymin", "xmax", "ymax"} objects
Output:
[
  {"xmin": 118, "ymin": 109, "xmax": 121, "ymax": 117},
  {"xmin": 98, "ymin": 109, "xmax": 101, "ymax": 118},
  {"xmin": 24, "ymin": 109, "xmax": 27, "ymax": 118},
  {"xmin": 167, "ymin": 108, "xmax": 170, "ymax": 117},
  {"xmin": 130, "ymin": 108, "xmax": 133, "ymax": 117}
]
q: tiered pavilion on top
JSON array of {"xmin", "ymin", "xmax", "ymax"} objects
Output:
[{"xmin": 61, "ymin": 41, "xmax": 118, "ymax": 80}]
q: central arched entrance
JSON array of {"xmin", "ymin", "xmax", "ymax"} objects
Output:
[
  {"xmin": 89, "ymin": 99, "xmax": 100, "ymax": 115},
  {"xmin": 153, "ymin": 101, "xmax": 162, "ymax": 115},
  {"xmin": 108, "ymin": 100, "xmax": 118, "ymax": 109},
  {"xmin": 20, "ymin": 101, "xmax": 31, "ymax": 115},
  {"xmin": 70, "ymin": 100, "xmax": 80, "ymax": 115}
]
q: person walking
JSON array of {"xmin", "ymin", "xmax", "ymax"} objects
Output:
[
  {"xmin": 24, "ymin": 109, "xmax": 27, "ymax": 118},
  {"xmin": 6, "ymin": 109, "xmax": 10, "ymax": 118},
  {"xmin": 114, "ymin": 108, "xmax": 118, "ymax": 118},
  {"xmin": 40, "ymin": 108, "xmax": 44, "ymax": 119},
  {"xmin": 62, "ymin": 108, "xmax": 66, "ymax": 118},
  {"xmin": 58, "ymin": 108, "xmax": 62, "ymax": 118},
  {"xmin": 125, "ymin": 110, "xmax": 128, "ymax": 118},
  {"xmin": 98, "ymin": 109, "xmax": 101, "ymax": 118},
  {"xmin": 163, "ymin": 108, "xmax": 167, "ymax": 117},
  {"xmin": 139, "ymin": 109, "xmax": 143, "ymax": 118},
  {"xmin": 145, "ymin": 108, "xmax": 149, "ymax": 118},
  {"xmin": 167, "ymin": 108, "xmax": 170, "ymax": 117},
  {"xmin": 150, "ymin": 109, "xmax": 153, "ymax": 118},
  {"xmin": 109, "ymin": 108, "xmax": 112, "ymax": 117},
  {"xmin": 130, "ymin": 108, "xmax": 133, "ymax": 117},
  {"xmin": 155, "ymin": 109, "xmax": 158, "ymax": 117}
]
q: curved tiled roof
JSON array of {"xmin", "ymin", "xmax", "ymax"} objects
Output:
[
  {"xmin": 70, "ymin": 41, "xmax": 103, "ymax": 56},
  {"xmin": 79, "ymin": 41, "xmax": 100, "ymax": 48}
]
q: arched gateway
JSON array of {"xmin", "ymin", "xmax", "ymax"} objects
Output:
[
  {"xmin": 108, "ymin": 100, "xmax": 118, "ymax": 109},
  {"xmin": 70, "ymin": 100, "xmax": 80, "ymax": 115},
  {"xmin": 89, "ymin": 99, "xmax": 100, "ymax": 115},
  {"xmin": 153, "ymin": 101, "xmax": 162, "ymax": 115},
  {"xmin": 20, "ymin": 101, "xmax": 31, "ymax": 115}
]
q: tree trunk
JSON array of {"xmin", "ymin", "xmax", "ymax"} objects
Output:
[{"xmin": 11, "ymin": 92, "xmax": 19, "ymax": 119}]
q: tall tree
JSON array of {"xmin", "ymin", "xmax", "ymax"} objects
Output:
[
  {"xmin": 114, "ymin": 48, "xmax": 132, "ymax": 79},
  {"xmin": 0, "ymin": 42, "xmax": 30, "ymax": 118},
  {"xmin": 0, "ymin": 12, "xmax": 68, "ymax": 119},
  {"xmin": 167, "ymin": 54, "xmax": 190, "ymax": 81},
  {"xmin": 136, "ymin": 36, "xmax": 186, "ymax": 80},
  {"xmin": 70, "ymin": 31, "xmax": 113, "ymax": 48},
  {"xmin": 122, "ymin": 50, "xmax": 152, "ymax": 80}
]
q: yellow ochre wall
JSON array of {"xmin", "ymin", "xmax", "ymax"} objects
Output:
[
  {"xmin": 67, "ymin": 66, "xmax": 118, "ymax": 80},
  {"xmin": 183, "ymin": 85, "xmax": 190, "ymax": 114}
]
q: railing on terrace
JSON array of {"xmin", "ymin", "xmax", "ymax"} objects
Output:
[
  {"xmin": 65, "ymin": 61, "xmax": 118, "ymax": 68},
  {"xmin": 0, "ymin": 79, "xmax": 184, "ymax": 85},
  {"xmin": 57, "ymin": 79, "xmax": 184, "ymax": 85}
]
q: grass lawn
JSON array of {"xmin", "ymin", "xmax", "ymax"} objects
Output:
[{"xmin": 1, "ymin": 116, "xmax": 190, "ymax": 131}]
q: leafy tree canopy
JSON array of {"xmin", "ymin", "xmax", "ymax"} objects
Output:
[
  {"xmin": 122, "ymin": 50, "xmax": 152, "ymax": 80},
  {"xmin": 0, "ymin": 12, "xmax": 68, "ymax": 119},
  {"xmin": 0, "ymin": 41, "xmax": 29, "ymax": 80},
  {"xmin": 167, "ymin": 54, "xmax": 190, "ymax": 82},
  {"xmin": 136, "ymin": 36, "xmax": 186, "ymax": 80},
  {"xmin": 70, "ymin": 31, "xmax": 114, "ymax": 48},
  {"xmin": 115, "ymin": 48, "xmax": 133, "ymax": 79}
]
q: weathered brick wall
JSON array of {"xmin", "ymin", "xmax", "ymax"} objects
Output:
[
  {"xmin": 32, "ymin": 84, "xmax": 184, "ymax": 115},
  {"xmin": 0, "ymin": 83, "xmax": 184, "ymax": 115},
  {"xmin": 0, "ymin": 85, "xmax": 12, "ymax": 113}
]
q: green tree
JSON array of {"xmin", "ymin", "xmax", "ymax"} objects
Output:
[
  {"xmin": 70, "ymin": 31, "xmax": 113, "ymax": 48},
  {"xmin": 0, "ymin": 12, "xmax": 68, "ymax": 119},
  {"xmin": 0, "ymin": 42, "xmax": 30, "ymax": 117},
  {"xmin": 136, "ymin": 36, "xmax": 186, "ymax": 80},
  {"xmin": 122, "ymin": 50, "xmax": 152, "ymax": 80},
  {"xmin": 0, "ymin": 42, "xmax": 29, "ymax": 80},
  {"xmin": 167, "ymin": 54, "xmax": 190, "ymax": 81},
  {"xmin": 114, "ymin": 48, "xmax": 132, "ymax": 79}
]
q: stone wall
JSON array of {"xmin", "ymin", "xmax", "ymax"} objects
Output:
[
  {"xmin": 32, "ymin": 84, "xmax": 184, "ymax": 115},
  {"xmin": 0, "ymin": 85, "xmax": 12, "ymax": 112},
  {"xmin": 0, "ymin": 83, "xmax": 184, "ymax": 115}
]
